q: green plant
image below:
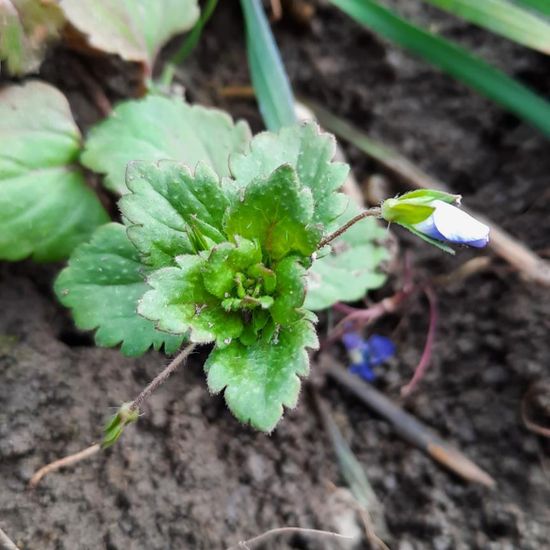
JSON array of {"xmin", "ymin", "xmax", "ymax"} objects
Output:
[{"xmin": 0, "ymin": 1, "xmax": 489, "ymax": 435}]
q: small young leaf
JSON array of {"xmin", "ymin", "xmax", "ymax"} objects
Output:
[
  {"xmin": 224, "ymin": 165, "xmax": 322, "ymax": 261},
  {"xmin": 305, "ymin": 204, "xmax": 389, "ymax": 310},
  {"xmin": 55, "ymin": 223, "xmax": 184, "ymax": 356},
  {"xmin": 0, "ymin": 81, "xmax": 109, "ymax": 261},
  {"xmin": 120, "ymin": 161, "xmax": 230, "ymax": 267},
  {"xmin": 82, "ymin": 94, "xmax": 251, "ymax": 194},
  {"xmin": 230, "ymin": 122, "xmax": 349, "ymax": 226},
  {"xmin": 59, "ymin": 0, "xmax": 200, "ymax": 73},
  {"xmin": 205, "ymin": 319, "xmax": 319, "ymax": 432},
  {"xmin": 138, "ymin": 255, "xmax": 244, "ymax": 344},
  {"xmin": 0, "ymin": 0, "xmax": 64, "ymax": 75}
]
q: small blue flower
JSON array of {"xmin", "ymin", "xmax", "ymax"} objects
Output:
[{"xmin": 342, "ymin": 332, "xmax": 396, "ymax": 382}]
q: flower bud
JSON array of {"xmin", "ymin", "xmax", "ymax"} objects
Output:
[{"xmin": 381, "ymin": 190, "xmax": 489, "ymax": 251}]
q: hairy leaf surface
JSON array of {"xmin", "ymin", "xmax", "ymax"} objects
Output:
[
  {"xmin": 121, "ymin": 160, "xmax": 229, "ymax": 267},
  {"xmin": 224, "ymin": 165, "xmax": 322, "ymax": 260},
  {"xmin": 82, "ymin": 94, "xmax": 251, "ymax": 194},
  {"xmin": 230, "ymin": 122, "xmax": 349, "ymax": 226},
  {"xmin": 55, "ymin": 223, "xmax": 183, "ymax": 356},
  {"xmin": 205, "ymin": 319, "xmax": 318, "ymax": 432}
]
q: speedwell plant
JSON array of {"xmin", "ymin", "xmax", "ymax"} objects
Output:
[{"xmin": 54, "ymin": 106, "xmax": 488, "ymax": 432}]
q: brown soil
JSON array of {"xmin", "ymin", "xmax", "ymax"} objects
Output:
[{"xmin": 1, "ymin": 2, "xmax": 549, "ymax": 549}]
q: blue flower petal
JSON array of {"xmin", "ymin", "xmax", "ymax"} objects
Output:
[
  {"xmin": 349, "ymin": 362, "xmax": 376, "ymax": 382},
  {"xmin": 365, "ymin": 334, "xmax": 396, "ymax": 366}
]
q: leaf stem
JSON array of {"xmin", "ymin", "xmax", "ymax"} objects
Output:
[
  {"xmin": 318, "ymin": 207, "xmax": 381, "ymax": 249},
  {"xmin": 29, "ymin": 344, "xmax": 197, "ymax": 487},
  {"xmin": 29, "ymin": 443, "xmax": 101, "ymax": 488},
  {"xmin": 130, "ymin": 343, "xmax": 197, "ymax": 412}
]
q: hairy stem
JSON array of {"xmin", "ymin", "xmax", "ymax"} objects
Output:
[
  {"xmin": 29, "ymin": 344, "xmax": 197, "ymax": 487},
  {"xmin": 318, "ymin": 207, "xmax": 381, "ymax": 249},
  {"xmin": 130, "ymin": 343, "xmax": 197, "ymax": 412}
]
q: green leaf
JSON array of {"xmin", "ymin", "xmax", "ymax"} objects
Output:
[
  {"xmin": 55, "ymin": 223, "xmax": 184, "ymax": 356},
  {"xmin": 328, "ymin": 0, "xmax": 550, "ymax": 139},
  {"xmin": 120, "ymin": 160, "xmax": 230, "ymax": 267},
  {"xmin": 421, "ymin": 0, "xmax": 550, "ymax": 55},
  {"xmin": 270, "ymin": 256, "xmax": 308, "ymax": 325},
  {"xmin": 305, "ymin": 204, "xmax": 389, "ymax": 310},
  {"xmin": 0, "ymin": 0, "xmax": 64, "ymax": 75},
  {"xmin": 224, "ymin": 164, "xmax": 322, "ymax": 261},
  {"xmin": 205, "ymin": 319, "xmax": 318, "ymax": 432},
  {"xmin": 59, "ymin": 0, "xmax": 200, "ymax": 73},
  {"xmin": 0, "ymin": 81, "xmax": 109, "ymax": 261},
  {"xmin": 230, "ymin": 122, "xmax": 349, "ymax": 227},
  {"xmin": 240, "ymin": 0, "xmax": 296, "ymax": 130},
  {"xmin": 138, "ymin": 254, "xmax": 244, "ymax": 344},
  {"xmin": 201, "ymin": 238, "xmax": 262, "ymax": 299},
  {"xmin": 82, "ymin": 94, "xmax": 251, "ymax": 194}
]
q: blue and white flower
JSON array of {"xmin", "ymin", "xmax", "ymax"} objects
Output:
[
  {"xmin": 381, "ymin": 190, "xmax": 489, "ymax": 252},
  {"xmin": 412, "ymin": 199, "xmax": 489, "ymax": 248}
]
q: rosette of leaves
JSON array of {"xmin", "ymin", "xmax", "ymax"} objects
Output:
[{"xmin": 56, "ymin": 110, "xmax": 387, "ymax": 431}]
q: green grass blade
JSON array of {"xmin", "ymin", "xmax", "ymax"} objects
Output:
[
  {"xmin": 422, "ymin": 0, "xmax": 550, "ymax": 54},
  {"xmin": 328, "ymin": 0, "xmax": 550, "ymax": 139},
  {"xmin": 240, "ymin": 0, "xmax": 296, "ymax": 130},
  {"xmin": 515, "ymin": 0, "xmax": 550, "ymax": 17}
]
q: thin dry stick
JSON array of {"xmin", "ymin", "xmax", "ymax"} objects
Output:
[
  {"xmin": 29, "ymin": 344, "xmax": 196, "ymax": 488},
  {"xmin": 226, "ymin": 527, "xmax": 353, "ymax": 550},
  {"xmin": 318, "ymin": 208, "xmax": 381, "ymax": 249},
  {"xmin": 401, "ymin": 286, "xmax": 438, "ymax": 396},
  {"xmin": 0, "ymin": 526, "xmax": 21, "ymax": 550},
  {"xmin": 322, "ymin": 355, "xmax": 496, "ymax": 487},
  {"xmin": 307, "ymin": 100, "xmax": 550, "ymax": 286}
]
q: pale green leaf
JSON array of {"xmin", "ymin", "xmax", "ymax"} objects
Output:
[
  {"xmin": 55, "ymin": 223, "xmax": 184, "ymax": 356},
  {"xmin": 0, "ymin": 81, "xmax": 109, "ymax": 261},
  {"xmin": 421, "ymin": 0, "xmax": 550, "ymax": 55},
  {"xmin": 0, "ymin": 0, "xmax": 64, "ymax": 75},
  {"xmin": 82, "ymin": 94, "xmax": 251, "ymax": 194},
  {"xmin": 305, "ymin": 204, "xmax": 389, "ymax": 310},
  {"xmin": 224, "ymin": 164, "xmax": 322, "ymax": 260},
  {"xmin": 329, "ymin": 0, "xmax": 550, "ymax": 139},
  {"xmin": 240, "ymin": 0, "xmax": 296, "ymax": 130},
  {"xmin": 120, "ymin": 160, "xmax": 230, "ymax": 267},
  {"xmin": 59, "ymin": 0, "xmax": 200, "ymax": 72},
  {"xmin": 230, "ymin": 122, "xmax": 349, "ymax": 226},
  {"xmin": 205, "ymin": 319, "xmax": 319, "ymax": 432},
  {"xmin": 138, "ymin": 254, "xmax": 244, "ymax": 344}
]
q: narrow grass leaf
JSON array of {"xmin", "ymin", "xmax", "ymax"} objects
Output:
[
  {"xmin": 328, "ymin": 0, "xmax": 550, "ymax": 139},
  {"xmin": 240, "ymin": 0, "xmax": 296, "ymax": 130},
  {"xmin": 421, "ymin": 0, "xmax": 550, "ymax": 54}
]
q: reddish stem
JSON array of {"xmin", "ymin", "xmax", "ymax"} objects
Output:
[{"xmin": 401, "ymin": 286, "xmax": 438, "ymax": 397}]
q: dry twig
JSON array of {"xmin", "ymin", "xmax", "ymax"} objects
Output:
[{"xmin": 322, "ymin": 355, "xmax": 496, "ymax": 487}]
